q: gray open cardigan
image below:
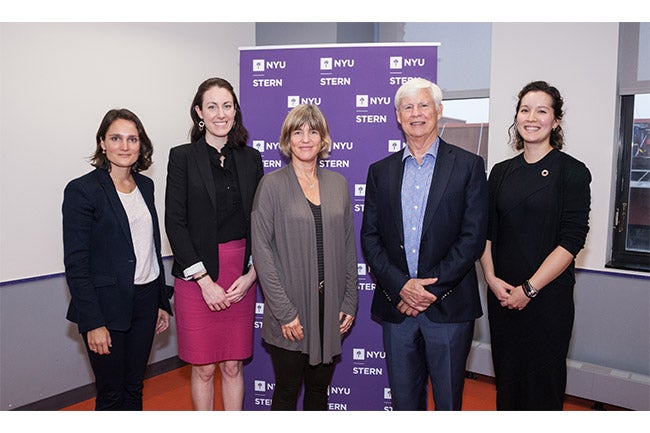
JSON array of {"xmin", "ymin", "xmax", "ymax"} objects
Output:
[{"xmin": 251, "ymin": 163, "xmax": 358, "ymax": 365}]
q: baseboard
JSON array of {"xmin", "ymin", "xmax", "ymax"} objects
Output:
[
  {"xmin": 15, "ymin": 345, "xmax": 649, "ymax": 411},
  {"xmin": 12, "ymin": 356, "xmax": 187, "ymax": 411},
  {"xmin": 466, "ymin": 341, "xmax": 650, "ymax": 411}
]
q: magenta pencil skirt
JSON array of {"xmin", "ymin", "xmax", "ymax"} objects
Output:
[{"xmin": 174, "ymin": 239, "xmax": 255, "ymax": 364}]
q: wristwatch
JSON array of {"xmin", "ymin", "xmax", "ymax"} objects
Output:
[{"xmin": 522, "ymin": 280, "xmax": 539, "ymax": 298}]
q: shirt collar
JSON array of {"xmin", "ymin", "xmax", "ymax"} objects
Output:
[{"xmin": 402, "ymin": 136, "xmax": 440, "ymax": 162}]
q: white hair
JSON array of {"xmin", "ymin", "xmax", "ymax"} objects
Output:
[{"xmin": 394, "ymin": 78, "xmax": 443, "ymax": 110}]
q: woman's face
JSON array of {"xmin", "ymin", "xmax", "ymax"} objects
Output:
[
  {"xmin": 516, "ymin": 90, "xmax": 560, "ymax": 147},
  {"xmin": 100, "ymin": 118, "xmax": 140, "ymax": 170},
  {"xmin": 195, "ymin": 86, "xmax": 236, "ymax": 144},
  {"xmin": 290, "ymin": 123, "xmax": 322, "ymax": 164}
]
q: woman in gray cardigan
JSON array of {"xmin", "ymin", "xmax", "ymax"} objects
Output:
[{"xmin": 251, "ymin": 104, "xmax": 358, "ymax": 410}]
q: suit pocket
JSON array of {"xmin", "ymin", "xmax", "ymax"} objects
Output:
[{"xmin": 92, "ymin": 275, "xmax": 120, "ymax": 323}]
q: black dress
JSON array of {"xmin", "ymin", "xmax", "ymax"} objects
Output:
[{"xmin": 486, "ymin": 149, "xmax": 591, "ymax": 410}]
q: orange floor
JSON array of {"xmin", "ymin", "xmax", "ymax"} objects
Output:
[{"xmin": 60, "ymin": 365, "xmax": 624, "ymax": 411}]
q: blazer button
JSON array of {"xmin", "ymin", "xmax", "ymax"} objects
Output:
[{"xmin": 400, "ymin": 245, "xmax": 404, "ymax": 249}]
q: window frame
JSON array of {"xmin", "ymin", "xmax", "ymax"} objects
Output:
[{"xmin": 608, "ymin": 94, "xmax": 650, "ymax": 272}]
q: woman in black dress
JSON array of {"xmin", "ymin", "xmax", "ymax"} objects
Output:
[{"xmin": 480, "ymin": 81, "xmax": 591, "ymax": 410}]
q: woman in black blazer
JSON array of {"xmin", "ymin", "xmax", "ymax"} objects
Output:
[
  {"xmin": 165, "ymin": 78, "xmax": 263, "ymax": 410},
  {"xmin": 63, "ymin": 108, "xmax": 172, "ymax": 410}
]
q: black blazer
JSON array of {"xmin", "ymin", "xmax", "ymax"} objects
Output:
[
  {"xmin": 361, "ymin": 138, "xmax": 488, "ymax": 324},
  {"xmin": 165, "ymin": 138, "xmax": 263, "ymax": 280},
  {"xmin": 63, "ymin": 168, "xmax": 172, "ymax": 334}
]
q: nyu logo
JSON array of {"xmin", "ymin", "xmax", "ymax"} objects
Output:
[
  {"xmin": 389, "ymin": 56, "xmax": 426, "ymax": 69},
  {"xmin": 353, "ymin": 347, "xmax": 386, "ymax": 360},
  {"xmin": 358, "ymin": 95, "xmax": 391, "ymax": 107},
  {"xmin": 328, "ymin": 385, "xmax": 352, "ymax": 396},
  {"xmin": 388, "ymin": 140, "xmax": 403, "ymax": 152},
  {"xmin": 252, "ymin": 140, "xmax": 265, "ymax": 153},
  {"xmin": 288, "ymin": 96, "xmax": 322, "ymax": 108},
  {"xmin": 255, "ymin": 303, "xmax": 264, "ymax": 315},
  {"xmin": 357, "ymin": 263, "xmax": 366, "ymax": 276},
  {"xmin": 331, "ymin": 141, "xmax": 354, "ymax": 151},
  {"xmin": 320, "ymin": 57, "xmax": 355, "ymax": 70},
  {"xmin": 253, "ymin": 59, "xmax": 265, "ymax": 72},
  {"xmin": 254, "ymin": 380, "xmax": 266, "ymax": 392},
  {"xmin": 253, "ymin": 59, "xmax": 286, "ymax": 72},
  {"xmin": 384, "ymin": 388, "xmax": 392, "ymax": 400},
  {"xmin": 253, "ymin": 141, "xmax": 280, "ymax": 152},
  {"xmin": 254, "ymin": 380, "xmax": 275, "ymax": 392},
  {"xmin": 354, "ymin": 184, "xmax": 366, "ymax": 197}
]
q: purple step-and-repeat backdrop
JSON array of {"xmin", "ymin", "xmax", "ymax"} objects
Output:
[{"xmin": 239, "ymin": 43, "xmax": 439, "ymax": 411}]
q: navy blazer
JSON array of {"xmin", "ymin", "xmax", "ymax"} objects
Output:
[
  {"xmin": 165, "ymin": 138, "xmax": 263, "ymax": 280},
  {"xmin": 63, "ymin": 168, "xmax": 172, "ymax": 334},
  {"xmin": 361, "ymin": 138, "xmax": 488, "ymax": 324}
]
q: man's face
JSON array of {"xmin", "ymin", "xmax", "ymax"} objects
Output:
[{"xmin": 396, "ymin": 88, "xmax": 443, "ymax": 144}]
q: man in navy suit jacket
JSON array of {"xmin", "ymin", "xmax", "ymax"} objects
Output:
[{"xmin": 361, "ymin": 78, "xmax": 488, "ymax": 410}]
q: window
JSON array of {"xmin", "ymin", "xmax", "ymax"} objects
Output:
[
  {"xmin": 439, "ymin": 98, "xmax": 489, "ymax": 163},
  {"xmin": 609, "ymin": 23, "xmax": 650, "ymax": 272},
  {"xmin": 610, "ymin": 94, "xmax": 650, "ymax": 271}
]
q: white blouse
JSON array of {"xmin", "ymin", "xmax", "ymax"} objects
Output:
[{"xmin": 117, "ymin": 186, "xmax": 160, "ymax": 284}]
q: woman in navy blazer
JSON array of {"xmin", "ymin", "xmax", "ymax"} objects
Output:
[{"xmin": 63, "ymin": 108, "xmax": 172, "ymax": 410}]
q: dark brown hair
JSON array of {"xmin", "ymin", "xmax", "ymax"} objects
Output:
[
  {"xmin": 91, "ymin": 108, "xmax": 153, "ymax": 172},
  {"xmin": 509, "ymin": 80, "xmax": 565, "ymax": 151},
  {"xmin": 189, "ymin": 77, "xmax": 248, "ymax": 147}
]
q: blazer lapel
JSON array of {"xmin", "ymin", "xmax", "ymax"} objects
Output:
[
  {"xmin": 422, "ymin": 139, "xmax": 454, "ymax": 233},
  {"xmin": 133, "ymin": 173, "xmax": 161, "ymax": 252},
  {"xmin": 97, "ymin": 169, "xmax": 133, "ymax": 245},
  {"xmin": 388, "ymin": 150, "xmax": 406, "ymax": 244},
  {"xmin": 191, "ymin": 138, "xmax": 218, "ymax": 211}
]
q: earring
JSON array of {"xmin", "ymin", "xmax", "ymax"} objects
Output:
[{"xmin": 102, "ymin": 149, "xmax": 106, "ymax": 154}]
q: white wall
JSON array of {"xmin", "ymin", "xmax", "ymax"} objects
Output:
[
  {"xmin": 0, "ymin": 22, "xmax": 255, "ymax": 282},
  {"xmin": 488, "ymin": 22, "xmax": 620, "ymax": 272},
  {"xmin": 0, "ymin": 22, "xmax": 255, "ymax": 409}
]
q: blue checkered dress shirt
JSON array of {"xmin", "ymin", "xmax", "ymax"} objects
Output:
[{"xmin": 401, "ymin": 138, "xmax": 439, "ymax": 278}]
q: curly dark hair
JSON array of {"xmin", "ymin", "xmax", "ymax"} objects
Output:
[
  {"xmin": 508, "ymin": 80, "xmax": 565, "ymax": 151},
  {"xmin": 189, "ymin": 77, "xmax": 248, "ymax": 148},
  {"xmin": 91, "ymin": 108, "xmax": 153, "ymax": 172}
]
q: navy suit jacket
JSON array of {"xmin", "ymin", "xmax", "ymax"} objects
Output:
[
  {"xmin": 164, "ymin": 138, "xmax": 263, "ymax": 280},
  {"xmin": 361, "ymin": 138, "xmax": 488, "ymax": 324},
  {"xmin": 63, "ymin": 168, "xmax": 172, "ymax": 334}
]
